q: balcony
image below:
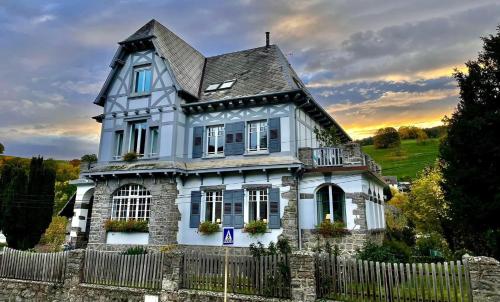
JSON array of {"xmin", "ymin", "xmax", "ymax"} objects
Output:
[{"xmin": 298, "ymin": 142, "xmax": 382, "ymax": 175}]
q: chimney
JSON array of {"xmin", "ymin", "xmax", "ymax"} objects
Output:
[{"xmin": 266, "ymin": 32, "xmax": 270, "ymax": 48}]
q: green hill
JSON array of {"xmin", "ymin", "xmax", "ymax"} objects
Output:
[{"xmin": 362, "ymin": 139, "xmax": 440, "ymax": 180}]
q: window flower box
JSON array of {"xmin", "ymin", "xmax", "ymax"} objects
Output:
[
  {"xmin": 105, "ymin": 219, "xmax": 149, "ymax": 245},
  {"xmin": 244, "ymin": 220, "xmax": 268, "ymax": 236},
  {"xmin": 198, "ymin": 221, "xmax": 220, "ymax": 235}
]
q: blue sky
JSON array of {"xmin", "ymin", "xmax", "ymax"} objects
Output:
[{"xmin": 1, "ymin": 0, "xmax": 499, "ymax": 159}]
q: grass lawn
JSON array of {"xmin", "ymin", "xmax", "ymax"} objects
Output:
[{"xmin": 362, "ymin": 139, "xmax": 440, "ymax": 180}]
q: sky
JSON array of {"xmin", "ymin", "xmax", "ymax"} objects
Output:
[{"xmin": 0, "ymin": 0, "xmax": 499, "ymax": 159}]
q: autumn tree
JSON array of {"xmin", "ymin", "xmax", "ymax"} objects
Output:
[
  {"xmin": 373, "ymin": 127, "xmax": 400, "ymax": 149},
  {"xmin": 440, "ymin": 26, "xmax": 500, "ymax": 258}
]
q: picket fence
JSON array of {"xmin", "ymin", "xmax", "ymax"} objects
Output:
[
  {"xmin": 315, "ymin": 254, "xmax": 473, "ymax": 302},
  {"xmin": 0, "ymin": 247, "xmax": 68, "ymax": 283},
  {"xmin": 82, "ymin": 250, "xmax": 164, "ymax": 290},
  {"xmin": 181, "ymin": 252, "xmax": 291, "ymax": 299}
]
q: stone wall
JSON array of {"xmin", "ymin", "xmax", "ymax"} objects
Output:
[
  {"xmin": 464, "ymin": 255, "xmax": 500, "ymax": 301},
  {"xmin": 88, "ymin": 176, "xmax": 179, "ymax": 249},
  {"xmin": 280, "ymin": 176, "xmax": 299, "ymax": 249},
  {"xmin": 301, "ymin": 229, "xmax": 384, "ymax": 255}
]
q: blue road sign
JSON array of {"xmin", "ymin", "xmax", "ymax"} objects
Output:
[{"xmin": 222, "ymin": 227, "xmax": 234, "ymax": 245}]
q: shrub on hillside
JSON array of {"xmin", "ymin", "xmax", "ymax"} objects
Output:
[{"xmin": 373, "ymin": 127, "xmax": 401, "ymax": 149}]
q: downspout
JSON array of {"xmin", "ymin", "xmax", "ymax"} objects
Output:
[{"xmin": 294, "ymin": 104, "xmax": 303, "ymax": 250}]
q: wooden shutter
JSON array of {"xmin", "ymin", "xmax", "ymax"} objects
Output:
[
  {"xmin": 268, "ymin": 188, "xmax": 281, "ymax": 229},
  {"xmin": 233, "ymin": 190, "xmax": 245, "ymax": 229},
  {"xmin": 225, "ymin": 122, "xmax": 245, "ymax": 155},
  {"xmin": 223, "ymin": 190, "xmax": 234, "ymax": 227},
  {"xmin": 192, "ymin": 126, "xmax": 204, "ymax": 158},
  {"xmin": 268, "ymin": 118, "xmax": 281, "ymax": 153},
  {"xmin": 189, "ymin": 191, "xmax": 201, "ymax": 228}
]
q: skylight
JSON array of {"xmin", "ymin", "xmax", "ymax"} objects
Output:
[
  {"xmin": 219, "ymin": 80, "xmax": 236, "ymax": 89},
  {"xmin": 205, "ymin": 83, "xmax": 221, "ymax": 91},
  {"xmin": 205, "ymin": 80, "xmax": 236, "ymax": 92}
]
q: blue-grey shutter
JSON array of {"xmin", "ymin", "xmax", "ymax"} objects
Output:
[
  {"xmin": 233, "ymin": 189, "xmax": 245, "ymax": 229},
  {"xmin": 268, "ymin": 118, "xmax": 281, "ymax": 153},
  {"xmin": 268, "ymin": 188, "xmax": 281, "ymax": 229},
  {"xmin": 225, "ymin": 122, "xmax": 245, "ymax": 155},
  {"xmin": 223, "ymin": 190, "xmax": 233, "ymax": 227},
  {"xmin": 192, "ymin": 126, "xmax": 204, "ymax": 158},
  {"xmin": 190, "ymin": 191, "xmax": 201, "ymax": 228}
]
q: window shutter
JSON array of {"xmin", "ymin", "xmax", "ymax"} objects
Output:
[
  {"xmin": 190, "ymin": 191, "xmax": 202, "ymax": 228},
  {"xmin": 268, "ymin": 118, "xmax": 281, "ymax": 153},
  {"xmin": 233, "ymin": 189, "xmax": 245, "ymax": 229},
  {"xmin": 223, "ymin": 190, "xmax": 234, "ymax": 227},
  {"xmin": 268, "ymin": 188, "xmax": 281, "ymax": 229},
  {"xmin": 225, "ymin": 122, "xmax": 245, "ymax": 155},
  {"xmin": 192, "ymin": 126, "xmax": 204, "ymax": 158}
]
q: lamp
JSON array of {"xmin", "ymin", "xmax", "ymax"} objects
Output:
[
  {"xmin": 216, "ymin": 218, "xmax": 221, "ymax": 224},
  {"xmin": 325, "ymin": 214, "xmax": 331, "ymax": 221},
  {"xmin": 263, "ymin": 219, "xmax": 268, "ymax": 224}
]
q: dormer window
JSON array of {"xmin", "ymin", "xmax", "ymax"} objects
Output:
[{"xmin": 132, "ymin": 65, "xmax": 152, "ymax": 94}]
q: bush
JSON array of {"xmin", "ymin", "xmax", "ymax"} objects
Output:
[
  {"xmin": 383, "ymin": 240, "xmax": 412, "ymax": 262},
  {"xmin": 416, "ymin": 129, "xmax": 429, "ymax": 145},
  {"xmin": 244, "ymin": 220, "xmax": 267, "ymax": 235},
  {"xmin": 123, "ymin": 246, "xmax": 147, "ymax": 255},
  {"xmin": 373, "ymin": 127, "xmax": 401, "ymax": 149},
  {"xmin": 123, "ymin": 152, "xmax": 138, "ymax": 162},
  {"xmin": 39, "ymin": 216, "xmax": 68, "ymax": 252},
  {"xmin": 104, "ymin": 219, "xmax": 148, "ymax": 232},
  {"xmin": 198, "ymin": 221, "xmax": 220, "ymax": 235},
  {"xmin": 357, "ymin": 241, "xmax": 399, "ymax": 263},
  {"xmin": 80, "ymin": 154, "xmax": 97, "ymax": 163},
  {"xmin": 413, "ymin": 233, "xmax": 451, "ymax": 260},
  {"xmin": 316, "ymin": 220, "xmax": 350, "ymax": 238}
]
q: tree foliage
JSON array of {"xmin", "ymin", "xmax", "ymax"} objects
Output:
[
  {"xmin": 373, "ymin": 127, "xmax": 401, "ymax": 149},
  {"xmin": 440, "ymin": 27, "xmax": 500, "ymax": 258},
  {"xmin": 0, "ymin": 143, "xmax": 4, "ymax": 154},
  {"xmin": 80, "ymin": 154, "xmax": 97, "ymax": 163},
  {"xmin": 314, "ymin": 126, "xmax": 341, "ymax": 147},
  {"xmin": 39, "ymin": 216, "xmax": 68, "ymax": 252},
  {"xmin": 0, "ymin": 157, "xmax": 56, "ymax": 250}
]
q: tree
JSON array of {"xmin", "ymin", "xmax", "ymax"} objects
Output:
[
  {"xmin": 0, "ymin": 157, "xmax": 56, "ymax": 250},
  {"xmin": 415, "ymin": 129, "xmax": 429, "ymax": 145},
  {"xmin": 373, "ymin": 127, "xmax": 401, "ymax": 149},
  {"xmin": 314, "ymin": 127, "xmax": 341, "ymax": 146},
  {"xmin": 0, "ymin": 142, "xmax": 4, "ymax": 154},
  {"xmin": 440, "ymin": 26, "xmax": 500, "ymax": 258},
  {"xmin": 398, "ymin": 126, "xmax": 420, "ymax": 139},
  {"xmin": 81, "ymin": 154, "xmax": 97, "ymax": 163}
]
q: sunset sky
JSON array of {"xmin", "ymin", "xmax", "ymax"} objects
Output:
[{"xmin": 1, "ymin": 0, "xmax": 499, "ymax": 159}]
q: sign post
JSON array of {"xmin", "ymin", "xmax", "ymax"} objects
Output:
[{"xmin": 222, "ymin": 227, "xmax": 234, "ymax": 302}]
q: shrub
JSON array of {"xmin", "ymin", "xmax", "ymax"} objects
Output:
[
  {"xmin": 123, "ymin": 246, "xmax": 147, "ymax": 255},
  {"xmin": 198, "ymin": 221, "xmax": 220, "ymax": 235},
  {"xmin": 416, "ymin": 129, "xmax": 429, "ymax": 145},
  {"xmin": 104, "ymin": 219, "xmax": 148, "ymax": 232},
  {"xmin": 373, "ymin": 127, "xmax": 401, "ymax": 149},
  {"xmin": 316, "ymin": 220, "xmax": 350, "ymax": 238},
  {"xmin": 413, "ymin": 233, "xmax": 451, "ymax": 260},
  {"xmin": 383, "ymin": 239, "xmax": 412, "ymax": 262},
  {"xmin": 356, "ymin": 241, "xmax": 399, "ymax": 263},
  {"xmin": 123, "ymin": 152, "xmax": 138, "ymax": 162},
  {"xmin": 39, "ymin": 216, "xmax": 68, "ymax": 252},
  {"xmin": 244, "ymin": 220, "xmax": 267, "ymax": 235}
]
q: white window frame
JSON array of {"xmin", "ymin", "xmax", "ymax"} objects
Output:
[
  {"xmin": 131, "ymin": 65, "xmax": 152, "ymax": 95},
  {"xmin": 247, "ymin": 120, "xmax": 268, "ymax": 152},
  {"xmin": 247, "ymin": 189, "xmax": 269, "ymax": 222},
  {"xmin": 111, "ymin": 184, "xmax": 152, "ymax": 221},
  {"xmin": 113, "ymin": 131, "xmax": 124, "ymax": 160},
  {"xmin": 203, "ymin": 191, "xmax": 223, "ymax": 224},
  {"xmin": 128, "ymin": 121, "xmax": 147, "ymax": 156},
  {"xmin": 206, "ymin": 125, "xmax": 225, "ymax": 157},
  {"xmin": 149, "ymin": 127, "xmax": 159, "ymax": 157}
]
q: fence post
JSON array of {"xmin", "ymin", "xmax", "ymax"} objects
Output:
[
  {"xmin": 63, "ymin": 249, "xmax": 86, "ymax": 289},
  {"xmin": 290, "ymin": 251, "xmax": 316, "ymax": 302},
  {"xmin": 463, "ymin": 255, "xmax": 500, "ymax": 302},
  {"xmin": 162, "ymin": 250, "xmax": 183, "ymax": 292}
]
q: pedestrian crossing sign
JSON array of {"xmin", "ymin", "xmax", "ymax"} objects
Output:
[{"xmin": 222, "ymin": 227, "xmax": 234, "ymax": 245}]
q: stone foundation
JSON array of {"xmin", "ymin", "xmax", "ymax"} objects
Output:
[
  {"xmin": 301, "ymin": 229, "xmax": 384, "ymax": 255},
  {"xmin": 464, "ymin": 255, "xmax": 500, "ymax": 301}
]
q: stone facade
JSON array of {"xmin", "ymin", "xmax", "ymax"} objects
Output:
[
  {"xmin": 289, "ymin": 251, "xmax": 316, "ymax": 302},
  {"xmin": 346, "ymin": 192, "xmax": 368, "ymax": 231},
  {"xmin": 280, "ymin": 176, "xmax": 299, "ymax": 249},
  {"xmin": 301, "ymin": 229, "xmax": 384, "ymax": 256},
  {"xmin": 88, "ymin": 176, "xmax": 179, "ymax": 250},
  {"xmin": 464, "ymin": 255, "xmax": 500, "ymax": 301}
]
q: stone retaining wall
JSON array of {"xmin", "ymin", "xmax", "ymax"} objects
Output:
[
  {"xmin": 464, "ymin": 255, "xmax": 500, "ymax": 301},
  {"xmin": 301, "ymin": 229, "xmax": 384, "ymax": 255}
]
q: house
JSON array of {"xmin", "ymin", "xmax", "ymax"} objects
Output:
[{"xmin": 68, "ymin": 19, "xmax": 386, "ymax": 253}]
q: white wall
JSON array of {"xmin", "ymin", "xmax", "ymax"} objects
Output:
[
  {"xmin": 362, "ymin": 176, "xmax": 386, "ymax": 230},
  {"xmin": 177, "ymin": 171, "xmax": 292, "ymax": 247},
  {"xmin": 296, "ymin": 108, "xmax": 323, "ymax": 148},
  {"xmin": 69, "ymin": 182, "xmax": 95, "ymax": 238}
]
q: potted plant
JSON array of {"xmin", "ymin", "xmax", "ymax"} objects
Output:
[
  {"xmin": 198, "ymin": 221, "xmax": 220, "ymax": 235},
  {"xmin": 316, "ymin": 220, "xmax": 350, "ymax": 238},
  {"xmin": 244, "ymin": 220, "xmax": 268, "ymax": 235},
  {"xmin": 123, "ymin": 152, "xmax": 138, "ymax": 162},
  {"xmin": 105, "ymin": 219, "xmax": 149, "ymax": 245}
]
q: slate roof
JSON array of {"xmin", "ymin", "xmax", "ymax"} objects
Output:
[{"xmin": 122, "ymin": 19, "xmax": 205, "ymax": 99}]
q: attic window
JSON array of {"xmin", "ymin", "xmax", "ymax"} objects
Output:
[
  {"xmin": 219, "ymin": 80, "xmax": 236, "ymax": 89},
  {"xmin": 205, "ymin": 83, "xmax": 221, "ymax": 92}
]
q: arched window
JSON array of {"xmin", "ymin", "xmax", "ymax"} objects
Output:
[
  {"xmin": 316, "ymin": 185, "xmax": 345, "ymax": 224},
  {"xmin": 111, "ymin": 184, "xmax": 152, "ymax": 221}
]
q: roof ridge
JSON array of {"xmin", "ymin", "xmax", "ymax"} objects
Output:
[{"xmin": 207, "ymin": 44, "xmax": 276, "ymax": 59}]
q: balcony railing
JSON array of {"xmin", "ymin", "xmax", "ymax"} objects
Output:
[{"xmin": 299, "ymin": 143, "xmax": 382, "ymax": 175}]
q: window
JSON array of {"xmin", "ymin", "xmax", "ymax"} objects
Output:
[
  {"xmin": 113, "ymin": 131, "xmax": 124, "ymax": 159},
  {"xmin": 248, "ymin": 120, "xmax": 268, "ymax": 152},
  {"xmin": 248, "ymin": 189, "xmax": 268, "ymax": 222},
  {"xmin": 149, "ymin": 127, "xmax": 159, "ymax": 157},
  {"xmin": 316, "ymin": 185, "xmax": 345, "ymax": 224},
  {"xmin": 219, "ymin": 80, "xmax": 236, "ymax": 89},
  {"xmin": 205, "ymin": 83, "xmax": 221, "ymax": 92},
  {"xmin": 111, "ymin": 184, "xmax": 151, "ymax": 221},
  {"xmin": 205, "ymin": 191, "xmax": 223, "ymax": 224},
  {"xmin": 206, "ymin": 125, "xmax": 224, "ymax": 156},
  {"xmin": 128, "ymin": 121, "xmax": 147, "ymax": 156},
  {"xmin": 132, "ymin": 66, "xmax": 152, "ymax": 94},
  {"xmin": 205, "ymin": 80, "xmax": 236, "ymax": 92}
]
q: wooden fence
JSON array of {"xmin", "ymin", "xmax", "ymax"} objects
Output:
[
  {"xmin": 181, "ymin": 252, "xmax": 291, "ymax": 299},
  {"xmin": 315, "ymin": 254, "xmax": 473, "ymax": 302},
  {"xmin": 82, "ymin": 250, "xmax": 164, "ymax": 290},
  {"xmin": 0, "ymin": 247, "xmax": 68, "ymax": 283}
]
